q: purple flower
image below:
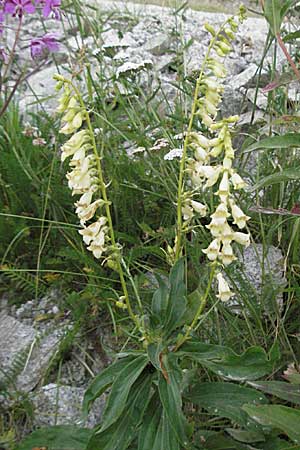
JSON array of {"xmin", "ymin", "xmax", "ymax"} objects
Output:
[
  {"xmin": 30, "ymin": 32, "xmax": 59, "ymax": 59},
  {"xmin": 4, "ymin": 0, "xmax": 35, "ymax": 17},
  {"xmin": 36, "ymin": 0, "xmax": 60, "ymax": 19},
  {"xmin": 0, "ymin": 10, "xmax": 4, "ymax": 33},
  {"xmin": 0, "ymin": 46, "xmax": 8, "ymax": 63}
]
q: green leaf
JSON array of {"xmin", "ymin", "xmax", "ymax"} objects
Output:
[
  {"xmin": 250, "ymin": 168, "xmax": 300, "ymax": 192},
  {"xmin": 158, "ymin": 354, "xmax": 189, "ymax": 446},
  {"xmin": 243, "ymin": 405, "xmax": 300, "ymax": 442},
  {"xmin": 153, "ymin": 410, "xmax": 180, "ymax": 450},
  {"xmin": 248, "ymin": 380, "xmax": 300, "ymax": 404},
  {"xmin": 195, "ymin": 431, "xmax": 250, "ymax": 449},
  {"xmin": 283, "ymin": 29, "xmax": 300, "ymax": 42},
  {"xmin": 243, "ymin": 133, "xmax": 300, "ymax": 153},
  {"xmin": 226, "ymin": 428, "xmax": 265, "ymax": 443},
  {"xmin": 82, "ymin": 355, "xmax": 136, "ymax": 418},
  {"xmin": 87, "ymin": 371, "xmax": 153, "ymax": 450},
  {"xmin": 179, "ymin": 341, "xmax": 277, "ymax": 380},
  {"xmin": 147, "ymin": 342, "xmax": 164, "ymax": 371},
  {"xmin": 163, "ymin": 258, "xmax": 187, "ymax": 336},
  {"xmin": 151, "ymin": 274, "xmax": 169, "ymax": 318},
  {"xmin": 100, "ymin": 354, "xmax": 149, "ymax": 432},
  {"xmin": 263, "ymin": 0, "xmax": 295, "ymax": 34},
  {"xmin": 181, "ymin": 286, "xmax": 204, "ymax": 325},
  {"xmin": 262, "ymin": 436, "xmax": 300, "ymax": 449},
  {"xmin": 284, "ymin": 373, "xmax": 300, "ymax": 384},
  {"xmin": 138, "ymin": 395, "xmax": 162, "ymax": 450},
  {"xmin": 17, "ymin": 426, "xmax": 92, "ymax": 450},
  {"xmin": 185, "ymin": 382, "xmax": 267, "ymax": 428}
]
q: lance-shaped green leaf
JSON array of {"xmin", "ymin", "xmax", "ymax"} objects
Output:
[
  {"xmin": 138, "ymin": 395, "xmax": 163, "ymax": 450},
  {"xmin": 243, "ymin": 405, "xmax": 300, "ymax": 442},
  {"xmin": 17, "ymin": 426, "xmax": 92, "ymax": 450},
  {"xmin": 243, "ymin": 133, "xmax": 300, "ymax": 153},
  {"xmin": 152, "ymin": 410, "xmax": 180, "ymax": 450},
  {"xmin": 263, "ymin": 0, "xmax": 295, "ymax": 35},
  {"xmin": 151, "ymin": 274, "xmax": 169, "ymax": 318},
  {"xmin": 185, "ymin": 382, "xmax": 267, "ymax": 428},
  {"xmin": 100, "ymin": 354, "xmax": 149, "ymax": 432},
  {"xmin": 158, "ymin": 354, "xmax": 189, "ymax": 446},
  {"xmin": 248, "ymin": 380, "xmax": 300, "ymax": 404},
  {"xmin": 147, "ymin": 342, "xmax": 164, "ymax": 371},
  {"xmin": 82, "ymin": 355, "xmax": 136, "ymax": 418},
  {"xmin": 163, "ymin": 258, "xmax": 187, "ymax": 336},
  {"xmin": 226, "ymin": 428, "xmax": 266, "ymax": 444},
  {"xmin": 87, "ymin": 371, "xmax": 153, "ymax": 450},
  {"xmin": 194, "ymin": 430, "xmax": 251, "ymax": 449},
  {"xmin": 250, "ymin": 169, "xmax": 300, "ymax": 192},
  {"xmin": 179, "ymin": 341, "xmax": 278, "ymax": 380}
]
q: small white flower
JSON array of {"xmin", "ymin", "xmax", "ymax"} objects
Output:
[
  {"xmin": 75, "ymin": 191, "xmax": 93, "ymax": 209},
  {"xmin": 231, "ymin": 202, "xmax": 250, "ymax": 229},
  {"xmin": 220, "ymin": 243, "xmax": 236, "ymax": 265},
  {"xmin": 216, "ymin": 171, "xmax": 230, "ymax": 202},
  {"xmin": 191, "ymin": 200, "xmax": 207, "ymax": 217},
  {"xmin": 233, "ymin": 232, "xmax": 250, "ymax": 247},
  {"xmin": 194, "ymin": 146, "xmax": 208, "ymax": 163},
  {"xmin": 79, "ymin": 217, "xmax": 107, "ymax": 245},
  {"xmin": 164, "ymin": 148, "xmax": 183, "ymax": 161},
  {"xmin": 231, "ymin": 172, "xmax": 246, "ymax": 190},
  {"xmin": 87, "ymin": 230, "xmax": 107, "ymax": 258},
  {"xmin": 202, "ymin": 238, "xmax": 220, "ymax": 261},
  {"xmin": 195, "ymin": 165, "xmax": 222, "ymax": 187},
  {"xmin": 182, "ymin": 204, "xmax": 194, "ymax": 221},
  {"xmin": 216, "ymin": 272, "xmax": 233, "ymax": 302},
  {"xmin": 76, "ymin": 199, "xmax": 102, "ymax": 225}
]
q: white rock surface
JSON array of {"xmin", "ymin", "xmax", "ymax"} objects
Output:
[{"xmin": 32, "ymin": 383, "xmax": 105, "ymax": 428}]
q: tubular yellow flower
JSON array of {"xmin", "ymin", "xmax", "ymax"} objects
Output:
[
  {"xmin": 216, "ymin": 272, "xmax": 233, "ymax": 302},
  {"xmin": 230, "ymin": 202, "xmax": 250, "ymax": 229},
  {"xmin": 231, "ymin": 172, "xmax": 246, "ymax": 190},
  {"xmin": 191, "ymin": 200, "xmax": 207, "ymax": 216},
  {"xmin": 202, "ymin": 238, "xmax": 221, "ymax": 261},
  {"xmin": 79, "ymin": 217, "xmax": 107, "ymax": 245},
  {"xmin": 220, "ymin": 243, "xmax": 236, "ymax": 266},
  {"xmin": 233, "ymin": 231, "xmax": 250, "ymax": 247},
  {"xmin": 216, "ymin": 171, "xmax": 230, "ymax": 202}
]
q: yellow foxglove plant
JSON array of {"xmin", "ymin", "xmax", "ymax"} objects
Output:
[
  {"xmin": 53, "ymin": 74, "xmax": 141, "ymax": 329},
  {"xmin": 175, "ymin": 5, "xmax": 249, "ymax": 308}
]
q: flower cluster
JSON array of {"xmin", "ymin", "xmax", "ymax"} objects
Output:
[
  {"xmin": 181, "ymin": 9, "xmax": 249, "ymax": 302},
  {"xmin": 3, "ymin": 0, "xmax": 60, "ymax": 18},
  {"xmin": 30, "ymin": 32, "xmax": 59, "ymax": 58},
  {"xmin": 55, "ymin": 77, "xmax": 109, "ymax": 260},
  {"xmin": 0, "ymin": 0, "xmax": 60, "ymax": 60}
]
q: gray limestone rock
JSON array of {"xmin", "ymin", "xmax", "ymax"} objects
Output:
[
  {"xmin": 143, "ymin": 33, "xmax": 171, "ymax": 56},
  {"xmin": 32, "ymin": 383, "xmax": 105, "ymax": 428},
  {"xmin": 226, "ymin": 244, "xmax": 286, "ymax": 315},
  {"xmin": 0, "ymin": 312, "xmax": 69, "ymax": 393}
]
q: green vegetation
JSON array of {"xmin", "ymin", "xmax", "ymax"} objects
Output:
[{"xmin": 1, "ymin": 0, "xmax": 300, "ymax": 449}]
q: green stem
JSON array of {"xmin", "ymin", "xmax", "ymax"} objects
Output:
[
  {"xmin": 71, "ymin": 82, "xmax": 140, "ymax": 331},
  {"xmin": 174, "ymin": 261, "xmax": 217, "ymax": 351},
  {"xmin": 174, "ymin": 20, "xmax": 231, "ymax": 262}
]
